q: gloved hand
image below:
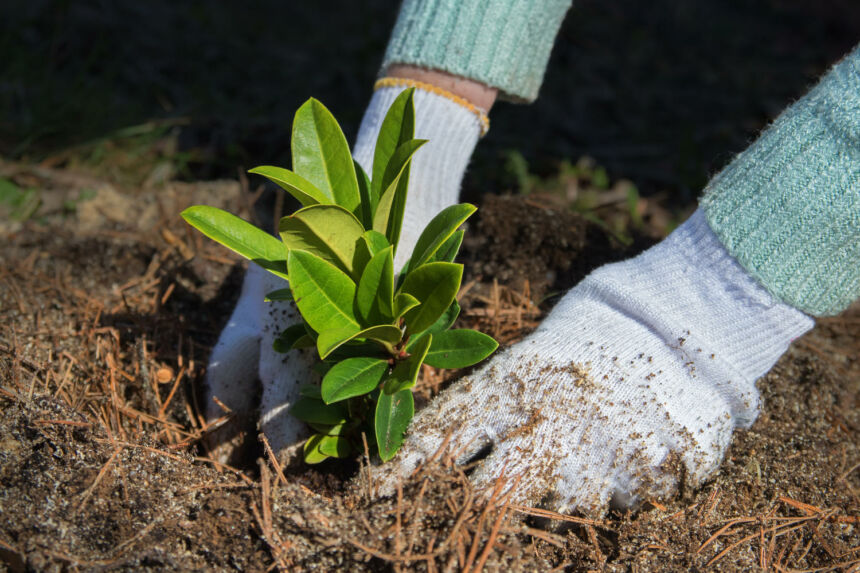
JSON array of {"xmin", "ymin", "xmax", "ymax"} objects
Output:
[
  {"xmin": 371, "ymin": 210, "xmax": 813, "ymax": 513},
  {"xmin": 203, "ymin": 83, "xmax": 486, "ymax": 464}
]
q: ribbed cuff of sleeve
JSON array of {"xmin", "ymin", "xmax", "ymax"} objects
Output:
[
  {"xmin": 382, "ymin": 0, "xmax": 572, "ymax": 103},
  {"xmin": 701, "ymin": 45, "xmax": 860, "ymax": 317}
]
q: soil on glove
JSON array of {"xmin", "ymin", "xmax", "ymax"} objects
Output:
[{"xmin": 0, "ymin": 166, "xmax": 857, "ymax": 572}]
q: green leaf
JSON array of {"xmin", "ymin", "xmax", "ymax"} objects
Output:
[
  {"xmin": 288, "ymin": 250, "xmax": 359, "ymax": 334},
  {"xmin": 371, "ymin": 139, "xmax": 427, "ymax": 244},
  {"xmin": 407, "ymin": 204, "xmax": 476, "ymax": 273},
  {"xmin": 325, "ymin": 341, "xmax": 389, "ymax": 362},
  {"xmin": 372, "ymin": 88, "xmax": 415, "ymax": 202},
  {"xmin": 375, "ymin": 389, "xmax": 414, "ymax": 462},
  {"xmin": 293, "ymin": 334, "xmax": 316, "ymax": 349},
  {"xmin": 272, "ymin": 323, "xmax": 308, "ymax": 353},
  {"xmin": 408, "ymin": 300, "xmax": 459, "ymax": 346},
  {"xmin": 264, "ymin": 288, "xmax": 293, "ymax": 302},
  {"xmin": 384, "ymin": 333, "xmax": 432, "ymax": 394},
  {"xmin": 303, "ymin": 434, "xmax": 330, "ymax": 464},
  {"xmin": 317, "ymin": 434, "xmax": 353, "ymax": 458},
  {"xmin": 279, "ymin": 204, "xmax": 364, "ymax": 276},
  {"xmin": 321, "ymin": 357, "xmax": 389, "ymax": 404},
  {"xmin": 394, "ymin": 293, "xmax": 420, "ymax": 320},
  {"xmin": 424, "ymin": 329, "xmax": 498, "ymax": 369},
  {"xmin": 316, "ymin": 326, "xmax": 360, "ymax": 359},
  {"xmin": 291, "ymin": 98, "xmax": 360, "ymax": 211},
  {"xmin": 291, "ymin": 397, "xmax": 347, "ymax": 425},
  {"xmin": 299, "ymin": 384, "xmax": 322, "ymax": 399},
  {"xmin": 181, "ymin": 206, "xmax": 287, "ymax": 279},
  {"xmin": 354, "ymin": 160, "xmax": 373, "ymax": 228},
  {"xmin": 352, "ymin": 230, "xmax": 390, "ymax": 277},
  {"xmin": 317, "ymin": 324, "xmax": 402, "ymax": 359},
  {"xmin": 372, "ymin": 179, "xmax": 397, "ymax": 239},
  {"xmin": 363, "ymin": 230, "xmax": 390, "ymax": 255},
  {"xmin": 248, "ymin": 165, "xmax": 332, "ymax": 206},
  {"xmin": 399, "ymin": 262, "xmax": 463, "ymax": 335},
  {"xmin": 355, "ymin": 246, "xmax": 395, "ymax": 325},
  {"xmin": 308, "ymin": 422, "xmax": 345, "ymax": 436},
  {"xmin": 430, "ymin": 229, "xmax": 464, "ymax": 263},
  {"xmin": 312, "ymin": 361, "xmax": 333, "ymax": 376}
]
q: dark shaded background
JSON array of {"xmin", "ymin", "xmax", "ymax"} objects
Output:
[{"xmin": 2, "ymin": 0, "xmax": 858, "ymax": 205}]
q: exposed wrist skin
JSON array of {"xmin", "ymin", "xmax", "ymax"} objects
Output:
[{"xmin": 385, "ymin": 64, "xmax": 498, "ymax": 113}]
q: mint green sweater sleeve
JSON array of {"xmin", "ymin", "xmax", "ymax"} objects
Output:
[
  {"xmin": 383, "ymin": 0, "xmax": 572, "ymax": 102},
  {"xmin": 384, "ymin": 2, "xmax": 858, "ymax": 315},
  {"xmin": 701, "ymin": 45, "xmax": 860, "ymax": 317}
]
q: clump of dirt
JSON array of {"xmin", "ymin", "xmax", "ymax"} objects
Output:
[
  {"xmin": 0, "ymin": 164, "xmax": 857, "ymax": 571},
  {"xmin": 464, "ymin": 194, "xmax": 636, "ymax": 300}
]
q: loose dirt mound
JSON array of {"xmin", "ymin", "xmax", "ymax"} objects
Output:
[{"xmin": 1, "ymin": 167, "xmax": 857, "ymax": 571}]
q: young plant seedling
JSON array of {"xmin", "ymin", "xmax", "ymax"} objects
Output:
[{"xmin": 182, "ymin": 90, "xmax": 497, "ymax": 463}]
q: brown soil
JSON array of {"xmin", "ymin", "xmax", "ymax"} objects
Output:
[{"xmin": 0, "ymin": 164, "xmax": 857, "ymax": 571}]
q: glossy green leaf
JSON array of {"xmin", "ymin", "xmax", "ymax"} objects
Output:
[
  {"xmin": 312, "ymin": 361, "xmax": 332, "ymax": 376},
  {"xmin": 372, "ymin": 88, "xmax": 415, "ymax": 202},
  {"xmin": 291, "ymin": 98, "xmax": 360, "ymax": 211},
  {"xmin": 316, "ymin": 326, "xmax": 360, "ymax": 359},
  {"xmin": 248, "ymin": 165, "xmax": 332, "ymax": 206},
  {"xmin": 430, "ymin": 229, "xmax": 464, "ymax": 263},
  {"xmin": 264, "ymin": 288, "xmax": 293, "ymax": 302},
  {"xmin": 293, "ymin": 334, "xmax": 315, "ymax": 349},
  {"xmin": 318, "ymin": 434, "xmax": 353, "ymax": 458},
  {"xmin": 394, "ymin": 293, "xmax": 420, "ymax": 320},
  {"xmin": 279, "ymin": 204, "xmax": 364, "ymax": 276},
  {"xmin": 424, "ymin": 329, "xmax": 498, "ymax": 369},
  {"xmin": 308, "ymin": 422, "xmax": 346, "ymax": 436},
  {"xmin": 325, "ymin": 341, "xmax": 389, "ymax": 362},
  {"xmin": 352, "ymin": 230, "xmax": 389, "ymax": 276},
  {"xmin": 355, "ymin": 246, "xmax": 395, "ymax": 325},
  {"xmin": 430, "ymin": 299, "xmax": 460, "ymax": 334},
  {"xmin": 363, "ymin": 230, "xmax": 390, "ymax": 257},
  {"xmin": 303, "ymin": 434, "xmax": 330, "ymax": 464},
  {"xmin": 321, "ymin": 357, "xmax": 389, "ymax": 404},
  {"xmin": 399, "ymin": 262, "xmax": 463, "ymax": 335},
  {"xmin": 288, "ymin": 250, "xmax": 359, "ymax": 334},
  {"xmin": 371, "ymin": 175, "xmax": 398, "ymax": 239},
  {"xmin": 407, "ymin": 204, "xmax": 476, "ymax": 273},
  {"xmin": 317, "ymin": 324, "xmax": 401, "ymax": 359},
  {"xmin": 291, "ymin": 397, "xmax": 347, "ymax": 425},
  {"xmin": 408, "ymin": 300, "xmax": 460, "ymax": 347},
  {"xmin": 372, "ymin": 139, "xmax": 427, "ymax": 243},
  {"xmin": 354, "ymin": 160, "xmax": 373, "ymax": 228},
  {"xmin": 375, "ymin": 389, "xmax": 414, "ymax": 462},
  {"xmin": 381, "ymin": 139, "xmax": 427, "ymax": 248},
  {"xmin": 384, "ymin": 333, "xmax": 431, "ymax": 394},
  {"xmin": 272, "ymin": 323, "xmax": 308, "ymax": 353},
  {"xmin": 181, "ymin": 206, "xmax": 287, "ymax": 279},
  {"xmin": 299, "ymin": 384, "xmax": 322, "ymax": 399}
]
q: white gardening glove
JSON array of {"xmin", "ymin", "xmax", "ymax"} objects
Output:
[
  {"xmin": 372, "ymin": 210, "xmax": 813, "ymax": 514},
  {"xmin": 204, "ymin": 84, "xmax": 485, "ymax": 463}
]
